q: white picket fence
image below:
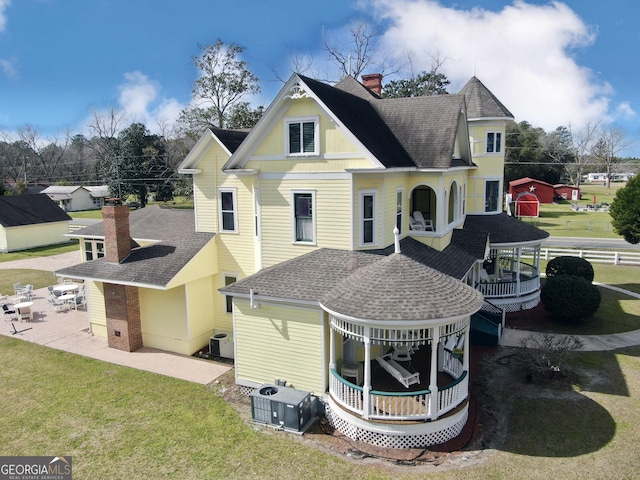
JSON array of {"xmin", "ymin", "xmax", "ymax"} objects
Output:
[{"xmin": 525, "ymin": 248, "xmax": 640, "ymax": 266}]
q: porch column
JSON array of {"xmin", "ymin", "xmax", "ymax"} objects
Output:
[
  {"xmin": 362, "ymin": 326, "xmax": 372, "ymax": 419},
  {"xmin": 516, "ymin": 246, "xmax": 522, "ymax": 294},
  {"xmin": 463, "ymin": 323, "xmax": 470, "ymax": 372},
  {"xmin": 429, "ymin": 329, "xmax": 440, "ymax": 420},
  {"xmin": 329, "ymin": 320, "xmax": 336, "ymax": 371}
]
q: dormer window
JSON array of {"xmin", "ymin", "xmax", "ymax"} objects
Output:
[
  {"xmin": 486, "ymin": 132, "xmax": 502, "ymax": 153},
  {"xmin": 286, "ymin": 117, "xmax": 318, "ymax": 156}
]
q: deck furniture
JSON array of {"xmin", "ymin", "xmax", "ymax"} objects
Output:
[
  {"xmin": 376, "ymin": 354, "xmax": 420, "ymax": 388},
  {"xmin": 341, "ymin": 361, "xmax": 363, "ymax": 385}
]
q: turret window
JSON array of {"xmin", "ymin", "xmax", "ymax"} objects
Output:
[{"xmin": 486, "ymin": 132, "xmax": 502, "ymax": 153}]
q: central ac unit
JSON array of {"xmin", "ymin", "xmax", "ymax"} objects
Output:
[{"xmin": 250, "ymin": 384, "xmax": 315, "ymax": 434}]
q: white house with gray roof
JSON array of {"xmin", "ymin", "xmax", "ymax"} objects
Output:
[{"xmin": 42, "ymin": 185, "xmax": 109, "ymax": 212}]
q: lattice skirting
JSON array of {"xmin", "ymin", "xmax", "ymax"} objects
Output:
[
  {"xmin": 325, "ymin": 399, "xmax": 468, "ymax": 449},
  {"xmin": 490, "ymin": 293, "xmax": 540, "ymax": 313}
]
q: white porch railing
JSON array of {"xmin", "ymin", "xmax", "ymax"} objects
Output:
[
  {"xmin": 329, "ymin": 354, "xmax": 467, "ymax": 422},
  {"xmin": 476, "ymin": 276, "xmax": 540, "ymax": 298}
]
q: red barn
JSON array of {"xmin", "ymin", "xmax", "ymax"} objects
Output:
[
  {"xmin": 553, "ymin": 184, "xmax": 581, "ymax": 201},
  {"xmin": 509, "ymin": 177, "xmax": 554, "ymax": 203}
]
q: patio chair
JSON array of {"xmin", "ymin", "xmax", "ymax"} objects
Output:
[
  {"xmin": 22, "ymin": 285, "xmax": 33, "ymax": 300},
  {"xmin": 48, "ymin": 297, "xmax": 68, "ymax": 312},
  {"xmin": 413, "ymin": 211, "xmax": 434, "ymax": 231},
  {"xmin": 18, "ymin": 305, "xmax": 33, "ymax": 322},
  {"xmin": 3, "ymin": 304, "xmax": 17, "ymax": 321},
  {"xmin": 13, "ymin": 283, "xmax": 23, "ymax": 295},
  {"xmin": 408, "ymin": 215, "xmax": 425, "ymax": 231},
  {"xmin": 73, "ymin": 292, "xmax": 87, "ymax": 310}
]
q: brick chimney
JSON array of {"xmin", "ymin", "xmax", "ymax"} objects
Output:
[
  {"xmin": 101, "ymin": 198, "xmax": 142, "ymax": 352},
  {"xmin": 361, "ymin": 73, "xmax": 383, "ymax": 95},
  {"xmin": 102, "ymin": 198, "xmax": 131, "ymax": 263}
]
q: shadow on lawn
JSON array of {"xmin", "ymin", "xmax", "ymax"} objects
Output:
[{"xmin": 479, "ymin": 348, "xmax": 618, "ymax": 458}]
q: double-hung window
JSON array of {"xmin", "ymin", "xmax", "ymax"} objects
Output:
[
  {"xmin": 218, "ymin": 188, "xmax": 237, "ymax": 233},
  {"xmin": 224, "ymin": 275, "xmax": 237, "ymax": 313},
  {"xmin": 360, "ymin": 191, "xmax": 377, "ymax": 246},
  {"xmin": 292, "ymin": 191, "xmax": 315, "ymax": 243},
  {"xmin": 486, "ymin": 131, "xmax": 502, "ymax": 153},
  {"xmin": 485, "ymin": 180, "xmax": 500, "ymax": 212},
  {"xmin": 286, "ymin": 117, "xmax": 318, "ymax": 155}
]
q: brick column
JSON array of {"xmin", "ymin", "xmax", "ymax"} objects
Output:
[{"xmin": 104, "ymin": 283, "xmax": 143, "ymax": 352}]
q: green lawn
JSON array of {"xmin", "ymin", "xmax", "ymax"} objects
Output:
[
  {"xmin": 0, "ymin": 241, "xmax": 79, "ymax": 263},
  {"xmin": 1, "ymin": 337, "xmax": 640, "ymax": 479},
  {"xmin": 520, "ymin": 181, "xmax": 627, "ymax": 238}
]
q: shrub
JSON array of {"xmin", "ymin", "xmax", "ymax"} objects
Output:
[
  {"xmin": 541, "ymin": 274, "xmax": 601, "ymax": 323},
  {"xmin": 519, "ymin": 333, "xmax": 584, "ymax": 381},
  {"xmin": 546, "ymin": 256, "xmax": 595, "ymax": 282}
]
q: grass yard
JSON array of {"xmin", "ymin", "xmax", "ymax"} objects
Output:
[
  {"xmin": 0, "ymin": 242, "xmax": 79, "ymax": 263},
  {"xmin": 2, "ymin": 337, "xmax": 640, "ymax": 479},
  {"xmin": 520, "ymin": 181, "xmax": 627, "ymax": 238}
]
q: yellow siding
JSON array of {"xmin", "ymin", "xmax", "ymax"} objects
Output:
[
  {"xmin": 234, "ymin": 300, "xmax": 326, "ymax": 393},
  {"xmin": 212, "ymin": 273, "xmax": 234, "ymax": 333},
  {"xmin": 193, "ymin": 141, "xmax": 232, "ymax": 233},
  {"xmin": 260, "ymin": 178, "xmax": 352, "ymax": 267},
  {"xmin": 245, "ymin": 158, "xmax": 371, "ymax": 173},
  {"xmin": 87, "ymin": 281, "xmax": 107, "ymax": 338},
  {"xmin": 2, "ymin": 222, "xmax": 70, "ymax": 252},
  {"xmin": 185, "ymin": 276, "xmax": 217, "ymax": 353},
  {"xmin": 140, "ymin": 286, "xmax": 189, "ymax": 354},
  {"xmin": 167, "ymin": 238, "xmax": 217, "ymax": 289},
  {"xmin": 215, "ymin": 175, "xmax": 257, "ymax": 276}
]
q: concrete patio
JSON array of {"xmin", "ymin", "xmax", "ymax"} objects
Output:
[{"xmin": 1, "ymin": 286, "xmax": 232, "ymax": 385}]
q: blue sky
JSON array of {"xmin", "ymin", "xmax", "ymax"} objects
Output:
[{"xmin": 1, "ymin": 0, "xmax": 640, "ymax": 156}]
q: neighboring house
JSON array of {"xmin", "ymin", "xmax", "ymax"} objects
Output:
[
  {"xmin": 0, "ymin": 194, "xmax": 72, "ymax": 252},
  {"xmin": 56, "ymin": 73, "xmax": 549, "ymax": 449},
  {"xmin": 42, "ymin": 185, "xmax": 110, "ymax": 211},
  {"xmin": 509, "ymin": 177, "xmax": 554, "ymax": 203}
]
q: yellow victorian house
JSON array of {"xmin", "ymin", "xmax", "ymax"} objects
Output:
[{"xmin": 57, "ymin": 73, "xmax": 548, "ymax": 448}]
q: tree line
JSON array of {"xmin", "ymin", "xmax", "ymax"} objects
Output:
[{"xmin": 1, "ymin": 26, "xmax": 637, "ymax": 201}]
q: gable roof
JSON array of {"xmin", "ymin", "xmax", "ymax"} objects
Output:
[
  {"xmin": 41, "ymin": 186, "xmax": 83, "ymax": 194},
  {"xmin": 85, "ymin": 185, "xmax": 110, "ymax": 197},
  {"xmin": 0, "ymin": 194, "xmax": 72, "ymax": 227},
  {"xmin": 509, "ymin": 177, "xmax": 554, "ymax": 188},
  {"xmin": 459, "ymin": 76, "xmax": 514, "ymax": 120},
  {"xmin": 223, "ymin": 73, "xmax": 477, "ymax": 171},
  {"xmin": 69, "ymin": 205, "xmax": 195, "ymax": 242},
  {"xmin": 178, "ymin": 128, "xmax": 249, "ymax": 171}
]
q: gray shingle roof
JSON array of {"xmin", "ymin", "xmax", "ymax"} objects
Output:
[
  {"xmin": 451, "ymin": 229, "xmax": 489, "ymax": 260},
  {"xmin": 320, "ymin": 253, "xmax": 484, "ymax": 321},
  {"xmin": 301, "ymin": 75, "xmax": 472, "ymax": 169},
  {"xmin": 210, "ymin": 127, "xmax": 250, "ymax": 153},
  {"xmin": 220, "ymin": 238, "xmax": 479, "ymax": 308},
  {"xmin": 463, "ymin": 213, "xmax": 549, "ymax": 244},
  {"xmin": 0, "ymin": 194, "xmax": 71, "ymax": 227},
  {"xmin": 458, "ymin": 76, "xmax": 514, "ymax": 119},
  {"xmin": 70, "ymin": 205, "xmax": 195, "ymax": 242},
  {"xmin": 55, "ymin": 231, "xmax": 215, "ymax": 288}
]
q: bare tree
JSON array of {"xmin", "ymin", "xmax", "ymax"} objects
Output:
[
  {"xmin": 543, "ymin": 122, "xmax": 600, "ymax": 187},
  {"xmin": 86, "ymin": 107, "xmax": 126, "ymax": 177},
  {"xmin": 593, "ymin": 127, "xmax": 633, "ymax": 188},
  {"xmin": 321, "ymin": 19, "xmax": 403, "ymax": 81},
  {"xmin": 17, "ymin": 125, "xmax": 71, "ymax": 186}
]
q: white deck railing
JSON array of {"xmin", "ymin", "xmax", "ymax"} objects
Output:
[
  {"xmin": 476, "ymin": 276, "xmax": 540, "ymax": 298},
  {"xmin": 329, "ymin": 352, "xmax": 467, "ymax": 422}
]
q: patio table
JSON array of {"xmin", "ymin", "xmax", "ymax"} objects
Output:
[{"xmin": 53, "ymin": 284, "xmax": 79, "ymax": 294}]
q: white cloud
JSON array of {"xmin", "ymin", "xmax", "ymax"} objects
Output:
[
  {"xmin": 370, "ymin": 0, "xmax": 614, "ymax": 132},
  {"xmin": 0, "ymin": 0, "xmax": 10, "ymax": 32},
  {"xmin": 0, "ymin": 58, "xmax": 15, "ymax": 77},
  {"xmin": 117, "ymin": 71, "xmax": 184, "ymax": 134}
]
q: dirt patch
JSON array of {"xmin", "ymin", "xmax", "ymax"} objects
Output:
[{"xmin": 208, "ymin": 345, "xmax": 518, "ymax": 472}]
